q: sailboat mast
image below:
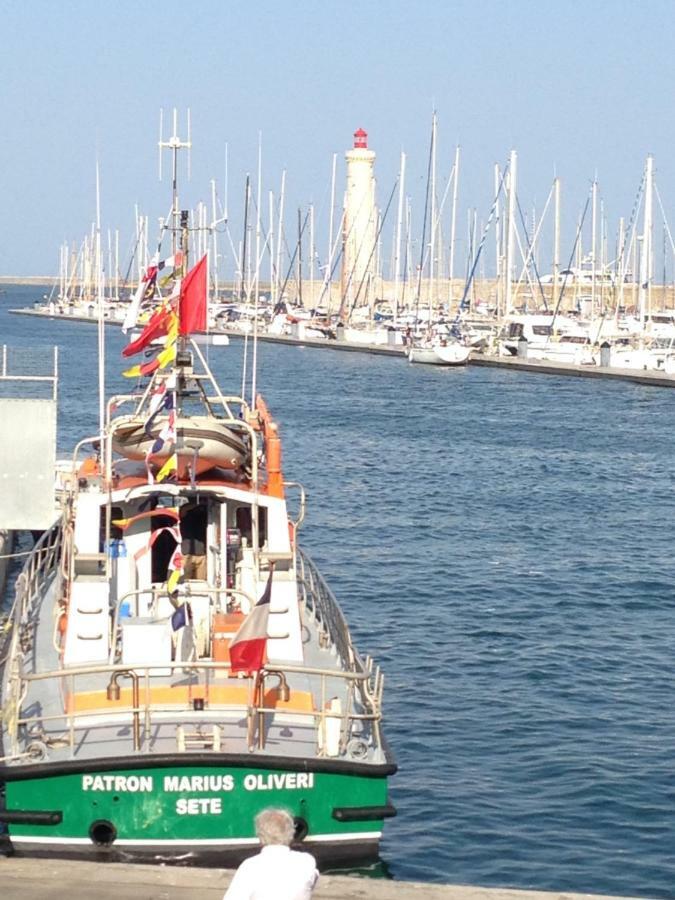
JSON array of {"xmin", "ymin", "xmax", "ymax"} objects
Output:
[
  {"xmin": 494, "ymin": 163, "xmax": 501, "ymax": 317},
  {"xmin": 268, "ymin": 190, "xmax": 275, "ymax": 305},
  {"xmin": 211, "ymin": 179, "xmax": 220, "ymax": 302},
  {"xmin": 505, "ymin": 150, "xmax": 517, "ymax": 317},
  {"xmin": 327, "ymin": 153, "xmax": 337, "ymax": 313},
  {"xmin": 393, "ymin": 150, "xmax": 406, "ymax": 324},
  {"xmin": 428, "ymin": 111, "xmax": 437, "ymax": 314},
  {"xmin": 309, "ymin": 203, "xmax": 315, "ymax": 308},
  {"xmin": 639, "ymin": 154, "xmax": 654, "ymax": 333},
  {"xmin": 297, "ymin": 208, "xmax": 303, "ymax": 307},
  {"xmin": 553, "ymin": 176, "xmax": 560, "ymax": 314},
  {"xmin": 276, "ymin": 171, "xmax": 286, "ymax": 306},
  {"xmin": 591, "ymin": 178, "xmax": 598, "ymax": 319},
  {"xmin": 449, "ymin": 145, "xmax": 460, "ymax": 307}
]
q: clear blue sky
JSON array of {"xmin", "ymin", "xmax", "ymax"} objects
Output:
[{"xmin": 1, "ymin": 0, "xmax": 674, "ymax": 276}]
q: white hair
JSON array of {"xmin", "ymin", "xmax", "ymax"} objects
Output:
[{"xmin": 255, "ymin": 808, "xmax": 295, "ymax": 846}]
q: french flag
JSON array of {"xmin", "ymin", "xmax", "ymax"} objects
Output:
[{"xmin": 229, "ymin": 568, "xmax": 273, "ymax": 674}]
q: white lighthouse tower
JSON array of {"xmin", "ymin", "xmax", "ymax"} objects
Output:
[{"xmin": 341, "ymin": 128, "xmax": 377, "ymax": 316}]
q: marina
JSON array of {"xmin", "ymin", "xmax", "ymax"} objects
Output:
[
  {"xmin": 11, "ymin": 303, "xmax": 675, "ymax": 389},
  {"xmin": 4, "ymin": 4, "xmax": 675, "ymax": 896},
  {"xmin": 3, "ymin": 288, "xmax": 675, "ymax": 897}
]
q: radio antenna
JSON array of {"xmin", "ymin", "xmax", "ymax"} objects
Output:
[{"xmin": 158, "ymin": 107, "xmax": 193, "ymax": 257}]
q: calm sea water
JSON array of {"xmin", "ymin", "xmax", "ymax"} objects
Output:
[{"xmin": 3, "ymin": 286, "xmax": 675, "ymax": 898}]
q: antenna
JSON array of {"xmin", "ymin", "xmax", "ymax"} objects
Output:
[{"xmin": 158, "ymin": 107, "xmax": 193, "ymax": 256}]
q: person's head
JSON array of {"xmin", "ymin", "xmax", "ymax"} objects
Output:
[{"xmin": 254, "ymin": 808, "xmax": 295, "ymax": 846}]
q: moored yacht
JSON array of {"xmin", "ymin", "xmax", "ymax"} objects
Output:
[{"xmin": 0, "ymin": 140, "xmax": 395, "ymax": 867}]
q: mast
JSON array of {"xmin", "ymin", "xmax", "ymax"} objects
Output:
[
  {"xmin": 309, "ymin": 203, "xmax": 315, "ymax": 308},
  {"xmin": 553, "ymin": 176, "xmax": 560, "ymax": 315},
  {"xmin": 449, "ymin": 145, "xmax": 460, "ymax": 307},
  {"xmin": 639, "ymin": 154, "xmax": 654, "ymax": 333},
  {"xmin": 591, "ymin": 177, "xmax": 598, "ymax": 319},
  {"xmin": 268, "ymin": 190, "xmax": 275, "ymax": 305},
  {"xmin": 276, "ymin": 171, "xmax": 286, "ymax": 306},
  {"xmin": 114, "ymin": 228, "xmax": 120, "ymax": 302},
  {"xmin": 211, "ymin": 179, "xmax": 220, "ymax": 301},
  {"xmin": 159, "ymin": 107, "xmax": 192, "ymax": 259},
  {"xmin": 327, "ymin": 153, "xmax": 337, "ymax": 313},
  {"xmin": 393, "ymin": 150, "xmax": 406, "ymax": 324},
  {"xmin": 428, "ymin": 111, "xmax": 437, "ymax": 314},
  {"xmin": 494, "ymin": 163, "xmax": 501, "ymax": 317},
  {"xmin": 617, "ymin": 215, "xmax": 626, "ymax": 317},
  {"xmin": 600, "ymin": 200, "xmax": 606, "ymax": 315},
  {"xmin": 505, "ymin": 150, "xmax": 517, "ymax": 317},
  {"xmin": 297, "ymin": 208, "xmax": 303, "ymax": 307}
]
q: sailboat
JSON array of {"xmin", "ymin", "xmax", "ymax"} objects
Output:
[
  {"xmin": 407, "ymin": 334, "xmax": 471, "ymax": 366},
  {"xmin": 0, "ymin": 130, "xmax": 395, "ymax": 866}
]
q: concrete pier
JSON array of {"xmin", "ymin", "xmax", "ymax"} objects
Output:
[
  {"xmin": 471, "ymin": 354, "xmax": 675, "ymax": 387},
  {"xmin": 10, "ymin": 307, "xmax": 675, "ymax": 387},
  {"xmin": 0, "ymin": 858, "xmax": 641, "ymax": 900}
]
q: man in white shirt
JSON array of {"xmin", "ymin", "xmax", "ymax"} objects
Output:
[{"xmin": 223, "ymin": 807, "xmax": 319, "ymax": 900}]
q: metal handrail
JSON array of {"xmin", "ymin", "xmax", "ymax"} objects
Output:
[
  {"xmin": 296, "ymin": 548, "xmax": 357, "ymax": 671},
  {"xmin": 108, "ymin": 586, "xmax": 257, "ymax": 664},
  {"xmin": 6, "ymin": 658, "xmax": 382, "ymax": 763}
]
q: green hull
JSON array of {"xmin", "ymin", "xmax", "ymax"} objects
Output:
[{"xmin": 2, "ymin": 759, "xmax": 393, "ymax": 864}]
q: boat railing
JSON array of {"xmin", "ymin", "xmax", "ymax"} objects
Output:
[
  {"xmin": 284, "ymin": 481, "xmax": 307, "ymax": 533},
  {"xmin": 296, "ymin": 548, "xmax": 357, "ymax": 672},
  {"xmin": 8, "ymin": 522, "xmax": 63, "ymax": 652},
  {"xmin": 3, "ymin": 658, "xmax": 385, "ymax": 765},
  {"xmin": 108, "ymin": 586, "xmax": 258, "ymax": 664}
]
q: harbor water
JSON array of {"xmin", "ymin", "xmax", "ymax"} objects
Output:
[{"xmin": 3, "ymin": 286, "xmax": 675, "ymax": 898}]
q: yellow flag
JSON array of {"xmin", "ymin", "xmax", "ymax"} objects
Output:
[
  {"xmin": 156, "ymin": 342, "xmax": 177, "ymax": 370},
  {"xmin": 167, "ymin": 567, "xmax": 182, "ymax": 593},
  {"xmin": 156, "ymin": 453, "xmax": 177, "ymax": 483},
  {"xmin": 123, "ymin": 363, "xmax": 142, "ymax": 378}
]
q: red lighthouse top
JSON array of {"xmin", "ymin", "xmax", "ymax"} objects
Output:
[{"xmin": 353, "ymin": 128, "xmax": 368, "ymax": 149}]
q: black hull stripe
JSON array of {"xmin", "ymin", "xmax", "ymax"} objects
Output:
[
  {"xmin": 0, "ymin": 752, "xmax": 397, "ymax": 782},
  {"xmin": 332, "ymin": 803, "xmax": 397, "ymax": 822}
]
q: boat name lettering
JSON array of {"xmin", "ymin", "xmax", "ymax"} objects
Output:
[
  {"xmin": 80, "ymin": 772, "xmax": 314, "ymax": 794},
  {"xmin": 163, "ymin": 775, "xmax": 234, "ymax": 792},
  {"xmin": 82, "ymin": 774, "xmax": 153, "ymax": 793},
  {"xmin": 176, "ymin": 797, "xmax": 222, "ymax": 815},
  {"xmin": 243, "ymin": 773, "xmax": 314, "ymax": 791}
]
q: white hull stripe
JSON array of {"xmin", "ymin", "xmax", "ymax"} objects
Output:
[{"xmin": 10, "ymin": 832, "xmax": 381, "ymax": 847}]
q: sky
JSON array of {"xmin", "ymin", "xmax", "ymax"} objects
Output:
[{"xmin": 1, "ymin": 0, "xmax": 675, "ymax": 278}]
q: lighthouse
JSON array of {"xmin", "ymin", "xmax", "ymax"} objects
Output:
[{"xmin": 342, "ymin": 128, "xmax": 377, "ymax": 314}]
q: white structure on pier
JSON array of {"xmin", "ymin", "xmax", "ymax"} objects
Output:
[{"xmin": 342, "ymin": 128, "xmax": 377, "ymax": 315}]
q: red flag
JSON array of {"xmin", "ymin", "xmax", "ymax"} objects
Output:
[
  {"xmin": 179, "ymin": 255, "xmax": 207, "ymax": 335},
  {"xmin": 123, "ymin": 305, "xmax": 172, "ymax": 358},
  {"xmin": 229, "ymin": 569, "xmax": 273, "ymax": 674}
]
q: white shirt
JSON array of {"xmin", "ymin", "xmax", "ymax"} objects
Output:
[{"xmin": 223, "ymin": 845, "xmax": 319, "ymax": 900}]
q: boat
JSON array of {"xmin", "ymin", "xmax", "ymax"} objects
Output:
[
  {"xmin": 408, "ymin": 340, "xmax": 471, "ymax": 366},
  {"xmin": 408, "ymin": 326, "xmax": 471, "ymax": 366},
  {"xmin": 111, "ymin": 415, "xmax": 250, "ymax": 476},
  {"xmin": 0, "ymin": 135, "xmax": 395, "ymax": 867}
]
